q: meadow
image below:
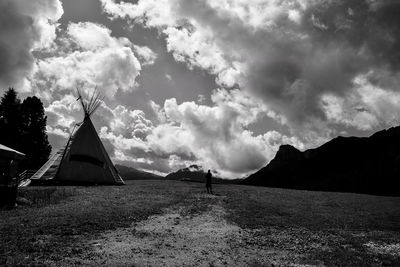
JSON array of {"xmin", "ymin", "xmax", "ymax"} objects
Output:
[{"xmin": 1, "ymin": 180, "xmax": 399, "ymax": 266}]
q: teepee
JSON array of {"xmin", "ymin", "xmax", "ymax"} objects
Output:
[{"xmin": 30, "ymin": 89, "xmax": 125, "ymax": 185}]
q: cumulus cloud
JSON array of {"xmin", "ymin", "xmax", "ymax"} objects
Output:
[
  {"xmin": 133, "ymin": 45, "xmax": 157, "ymax": 66},
  {"xmin": 34, "ymin": 22, "xmax": 147, "ymax": 98},
  {"xmin": 0, "ymin": 0, "xmax": 63, "ymax": 92},
  {"xmin": 321, "ymin": 74, "xmax": 400, "ymax": 131},
  {"xmin": 101, "ymin": 0, "xmax": 400, "ymax": 136},
  {"xmin": 100, "ymin": 0, "xmax": 236, "ymax": 85},
  {"xmin": 145, "ymin": 89, "xmax": 302, "ymax": 177},
  {"xmin": 45, "ymin": 94, "xmax": 82, "ymax": 130},
  {"xmin": 44, "ymin": 94, "xmax": 84, "ymax": 151}
]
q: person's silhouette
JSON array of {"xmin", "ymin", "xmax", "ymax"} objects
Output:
[{"xmin": 205, "ymin": 169, "xmax": 212, "ymax": 194}]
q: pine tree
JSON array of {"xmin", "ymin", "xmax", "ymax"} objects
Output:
[
  {"xmin": 21, "ymin": 96, "xmax": 52, "ymax": 170},
  {"xmin": 0, "ymin": 89, "xmax": 51, "ymax": 170},
  {"xmin": 0, "ymin": 88, "xmax": 23, "ymax": 151}
]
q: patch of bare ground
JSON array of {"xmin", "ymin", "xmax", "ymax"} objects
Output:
[{"xmin": 85, "ymin": 194, "xmax": 310, "ymax": 266}]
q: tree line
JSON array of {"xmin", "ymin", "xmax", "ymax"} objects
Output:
[{"xmin": 0, "ymin": 88, "xmax": 51, "ymax": 171}]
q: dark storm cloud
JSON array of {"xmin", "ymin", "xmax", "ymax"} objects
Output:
[
  {"xmin": 0, "ymin": 1, "xmax": 36, "ymax": 90},
  {"xmin": 305, "ymin": 1, "xmax": 400, "ymax": 71},
  {"xmin": 114, "ymin": 0, "xmax": 400, "ymax": 130},
  {"xmin": 0, "ymin": 0, "xmax": 62, "ymax": 91},
  {"xmin": 247, "ymin": 0, "xmax": 400, "ymax": 124}
]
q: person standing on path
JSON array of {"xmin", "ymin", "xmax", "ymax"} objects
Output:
[{"xmin": 206, "ymin": 169, "xmax": 212, "ymax": 194}]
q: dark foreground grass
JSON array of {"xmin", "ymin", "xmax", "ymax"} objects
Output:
[
  {"xmin": 18, "ymin": 187, "xmax": 77, "ymax": 207},
  {"xmin": 1, "ymin": 181, "xmax": 399, "ymax": 266},
  {"xmin": 0, "ymin": 181, "xmax": 195, "ymax": 265},
  {"xmin": 219, "ymin": 184, "xmax": 400, "ymax": 266},
  {"xmin": 221, "ymin": 185, "xmax": 400, "ymax": 231}
]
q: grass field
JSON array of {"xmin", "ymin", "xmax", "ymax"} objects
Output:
[{"xmin": 1, "ymin": 180, "xmax": 399, "ymax": 266}]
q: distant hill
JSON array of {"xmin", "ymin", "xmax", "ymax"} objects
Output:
[
  {"xmin": 165, "ymin": 165, "xmax": 242, "ymax": 184},
  {"xmin": 242, "ymin": 126, "xmax": 400, "ymax": 196},
  {"xmin": 115, "ymin": 165, "xmax": 163, "ymax": 180}
]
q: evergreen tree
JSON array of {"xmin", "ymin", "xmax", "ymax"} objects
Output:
[
  {"xmin": 0, "ymin": 89, "xmax": 51, "ymax": 170},
  {"xmin": 21, "ymin": 96, "xmax": 52, "ymax": 170},
  {"xmin": 0, "ymin": 88, "xmax": 23, "ymax": 151}
]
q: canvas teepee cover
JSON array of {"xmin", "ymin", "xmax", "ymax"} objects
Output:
[
  {"xmin": 30, "ymin": 90, "xmax": 124, "ymax": 185},
  {"xmin": 56, "ymin": 117, "xmax": 124, "ymax": 184}
]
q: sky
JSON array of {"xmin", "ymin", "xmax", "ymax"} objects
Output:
[{"xmin": 1, "ymin": 0, "xmax": 400, "ymax": 178}]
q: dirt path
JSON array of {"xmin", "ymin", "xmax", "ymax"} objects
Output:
[
  {"xmin": 55, "ymin": 192, "xmax": 400, "ymax": 266},
  {"xmin": 80, "ymin": 193, "xmax": 301, "ymax": 266}
]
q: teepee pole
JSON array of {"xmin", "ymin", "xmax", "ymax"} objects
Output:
[
  {"xmin": 76, "ymin": 87, "xmax": 88, "ymax": 117},
  {"xmin": 89, "ymin": 94, "xmax": 104, "ymax": 117},
  {"xmin": 87, "ymin": 87, "xmax": 97, "ymax": 115},
  {"xmin": 89, "ymin": 91, "xmax": 100, "ymax": 114}
]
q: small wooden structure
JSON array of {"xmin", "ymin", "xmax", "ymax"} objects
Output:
[{"xmin": 0, "ymin": 144, "xmax": 25, "ymax": 207}]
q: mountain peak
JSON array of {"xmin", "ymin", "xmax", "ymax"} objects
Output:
[
  {"xmin": 274, "ymin": 144, "xmax": 302, "ymax": 161},
  {"xmin": 242, "ymin": 125, "xmax": 400, "ymax": 196}
]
